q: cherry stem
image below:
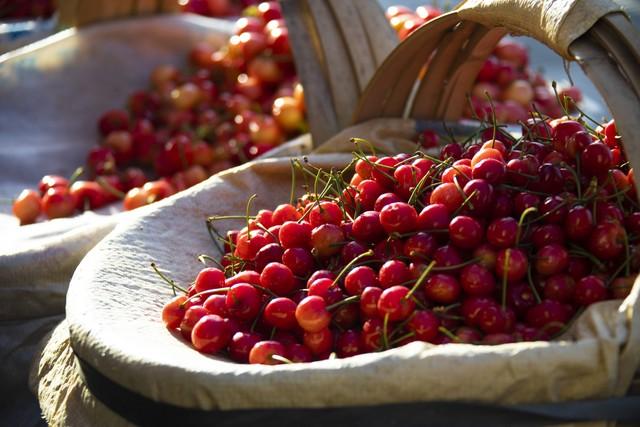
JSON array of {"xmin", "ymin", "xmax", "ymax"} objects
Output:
[
  {"xmin": 568, "ymin": 244, "xmax": 606, "ymax": 271},
  {"xmin": 431, "ymin": 257, "xmax": 481, "ymax": 272},
  {"xmin": 326, "ymin": 295, "xmax": 360, "ymax": 311},
  {"xmin": 151, "ymin": 262, "xmax": 188, "ymax": 295},
  {"xmin": 96, "ymin": 176, "xmax": 126, "ymax": 199},
  {"xmin": 68, "ymin": 166, "xmax": 84, "ymax": 186},
  {"xmin": 438, "ymin": 326, "xmax": 460, "ymax": 342},
  {"xmin": 332, "ymin": 250, "xmax": 375, "ymax": 286},
  {"xmin": 453, "ymin": 189, "xmax": 477, "ymax": 217},
  {"xmin": 383, "ymin": 313, "xmax": 391, "ymax": 350},
  {"xmin": 289, "ymin": 159, "xmax": 296, "ymax": 206},
  {"xmin": 245, "ymin": 194, "xmax": 257, "ymax": 237},
  {"xmin": 516, "ymin": 207, "xmax": 538, "ymax": 246},
  {"xmin": 181, "ymin": 287, "xmax": 231, "ymax": 307},
  {"xmin": 205, "ymin": 219, "xmax": 225, "ymax": 255},
  {"xmin": 405, "ymin": 260, "xmax": 437, "ymax": 300},
  {"xmin": 350, "ymin": 137, "xmax": 378, "ymax": 156},
  {"xmin": 501, "ymin": 249, "xmax": 511, "ymax": 310},
  {"xmin": 208, "ymin": 215, "xmax": 257, "ymax": 221},
  {"xmin": 526, "ymin": 263, "xmax": 543, "ymax": 303},
  {"xmin": 197, "ymin": 254, "xmax": 224, "ymax": 270},
  {"xmin": 389, "ymin": 331, "xmax": 415, "ymax": 346}
]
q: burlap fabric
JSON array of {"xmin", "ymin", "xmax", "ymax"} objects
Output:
[
  {"xmin": 456, "ymin": 0, "xmax": 621, "ymax": 59},
  {"xmin": 29, "ymin": 123, "xmax": 640, "ymax": 424}
]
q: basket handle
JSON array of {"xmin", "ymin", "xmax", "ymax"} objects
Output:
[{"xmin": 456, "ymin": 0, "xmax": 622, "ymax": 59}]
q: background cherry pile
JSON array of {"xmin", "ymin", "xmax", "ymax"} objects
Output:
[
  {"xmin": 11, "ymin": 2, "xmax": 581, "ymax": 227},
  {"xmin": 159, "ymin": 111, "xmax": 639, "ymax": 365}
]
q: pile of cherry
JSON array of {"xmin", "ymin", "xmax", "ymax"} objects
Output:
[
  {"xmin": 159, "ymin": 114, "xmax": 638, "ymax": 365},
  {"xmin": 11, "ymin": 1, "xmax": 304, "ymax": 225},
  {"xmin": 386, "ymin": 4, "xmax": 581, "ymax": 124}
]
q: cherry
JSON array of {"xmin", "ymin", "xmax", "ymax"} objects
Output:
[
  {"xmin": 308, "ymin": 201, "xmax": 343, "ymax": 226},
  {"xmin": 308, "ymin": 278, "xmax": 341, "ymax": 303},
  {"xmin": 611, "ymin": 276, "xmax": 635, "ymax": 299},
  {"xmin": 442, "ymin": 165, "xmax": 472, "ymax": 187},
  {"xmin": 449, "ymin": 216, "xmax": 483, "ymax": 249},
  {"xmin": 38, "ymin": 175, "xmax": 69, "ymax": 195},
  {"xmin": 41, "ymin": 187, "xmax": 76, "ymax": 219},
  {"xmin": 360, "ymin": 286, "xmax": 383, "ymax": 318},
  {"xmin": 307, "ymin": 270, "xmax": 335, "ymax": 287},
  {"xmin": 191, "ymin": 314, "xmax": 231, "ymax": 354},
  {"xmin": 161, "ymin": 295, "xmax": 187, "ymax": 329},
  {"xmin": 424, "ymin": 274, "xmax": 461, "ymax": 304},
  {"xmin": 351, "ymin": 210, "xmax": 385, "ymax": 243},
  {"xmin": 356, "ymin": 179, "xmax": 386, "ymax": 211},
  {"xmin": 543, "ymin": 274, "xmax": 575, "ymax": 303},
  {"xmin": 263, "ymin": 297, "xmax": 297, "ymax": 329},
  {"xmin": 539, "ymin": 195, "xmax": 567, "ymax": 223},
  {"xmin": 506, "ymin": 282, "xmax": 536, "ymax": 315},
  {"xmin": 255, "ymin": 243, "xmax": 285, "ymax": 272},
  {"xmin": 581, "ymin": 142, "xmax": 612, "ymax": 177},
  {"xmin": 433, "ymin": 245, "xmax": 463, "ymax": 272},
  {"xmin": 195, "ymin": 267, "xmax": 226, "ymax": 293},
  {"xmin": 179, "ymin": 305, "xmax": 209, "ymax": 341},
  {"xmin": 476, "ymin": 305, "xmax": 514, "ymax": 334},
  {"xmin": 228, "ymin": 331, "xmax": 262, "ymax": 362},
  {"xmin": 394, "ymin": 164, "xmax": 423, "ymax": 198},
  {"xmin": 462, "ymin": 179, "xmax": 494, "ymax": 215},
  {"xmin": 486, "ymin": 217, "xmax": 518, "ymax": 248},
  {"xmin": 203, "ymin": 294, "xmax": 229, "ymax": 317},
  {"xmin": 333, "ymin": 303, "xmax": 360, "ymax": 329},
  {"xmin": 295, "ymin": 296, "xmax": 330, "ymax": 332},
  {"xmin": 279, "ymin": 221, "xmax": 311, "ymax": 249},
  {"xmin": 226, "ymin": 270, "xmax": 261, "ymax": 287},
  {"xmin": 379, "ymin": 260, "xmax": 411, "ymax": 288},
  {"xmin": 460, "ymin": 264, "xmax": 496, "ymax": 296},
  {"xmin": 311, "ymin": 223, "xmax": 345, "ymax": 257},
  {"xmin": 281, "ymin": 247, "xmax": 314, "ymax": 276},
  {"xmin": 303, "ymin": 328, "xmax": 333, "ymax": 357},
  {"xmin": 271, "ymin": 203, "xmax": 301, "ymax": 225},
  {"xmin": 534, "ymin": 164, "xmax": 563, "ymax": 194},
  {"xmin": 535, "ymin": 244, "xmax": 569, "ymax": 276},
  {"xmin": 235, "ymin": 230, "xmax": 274, "ymax": 260},
  {"xmin": 374, "ymin": 192, "xmax": 403, "ymax": 212},
  {"xmin": 370, "ymin": 157, "xmax": 398, "ymax": 189},
  {"xmin": 355, "ymin": 155, "xmax": 378, "ymax": 179},
  {"xmin": 461, "ymin": 297, "xmax": 496, "ymax": 326},
  {"xmin": 525, "ymin": 300, "xmax": 568, "ymax": 333},
  {"xmin": 408, "ymin": 310, "xmax": 440, "ymax": 341},
  {"xmin": 418, "ymin": 203, "xmax": 450, "ymax": 230},
  {"xmin": 551, "ymin": 120, "xmax": 585, "ymax": 153},
  {"xmin": 260, "ymin": 262, "xmax": 295, "ymax": 295},
  {"xmin": 377, "ymin": 286, "xmax": 415, "ymax": 321},
  {"xmin": 565, "ymin": 205, "xmax": 594, "ymax": 242},
  {"xmin": 513, "ymin": 192, "xmax": 539, "ymax": 216},
  {"xmin": 287, "ymin": 343, "xmax": 314, "ymax": 363},
  {"xmin": 473, "ymin": 244, "xmax": 498, "ymax": 270},
  {"xmin": 588, "ymin": 222, "xmax": 625, "ymax": 260},
  {"xmin": 98, "ymin": 109, "xmax": 129, "ymax": 136},
  {"xmin": 12, "ymin": 189, "xmax": 42, "ymax": 225},
  {"xmin": 344, "ymin": 266, "xmax": 379, "ymax": 296},
  {"xmin": 340, "ymin": 241, "xmax": 369, "ymax": 264},
  {"xmin": 496, "ymin": 248, "xmax": 528, "ymax": 282},
  {"xmin": 472, "ymin": 158, "xmax": 506, "ymax": 184},
  {"xmin": 361, "ymin": 318, "xmax": 384, "ymax": 351},
  {"xmin": 440, "ymin": 143, "xmax": 463, "ymax": 161},
  {"xmin": 403, "ymin": 232, "xmax": 437, "ymax": 261},
  {"xmin": 574, "ymin": 276, "xmax": 608, "ymax": 305},
  {"xmin": 379, "ymin": 202, "xmax": 418, "ymax": 234},
  {"xmin": 336, "ymin": 330, "xmax": 363, "ymax": 357},
  {"xmin": 249, "ymin": 340, "xmax": 287, "ymax": 365},
  {"xmin": 225, "ymin": 283, "xmax": 262, "ymax": 320},
  {"xmin": 531, "ymin": 224, "xmax": 565, "ymax": 248},
  {"xmin": 430, "ymin": 183, "xmax": 464, "ymax": 214}
]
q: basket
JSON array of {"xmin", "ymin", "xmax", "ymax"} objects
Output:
[{"xmin": 30, "ymin": 0, "xmax": 640, "ymax": 425}]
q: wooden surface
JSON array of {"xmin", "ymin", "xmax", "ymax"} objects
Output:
[{"xmin": 281, "ymin": 0, "xmax": 397, "ymax": 146}]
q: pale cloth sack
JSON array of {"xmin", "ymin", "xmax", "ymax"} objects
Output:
[
  {"xmin": 29, "ymin": 119, "xmax": 640, "ymax": 426},
  {"xmin": 0, "ymin": 14, "xmax": 313, "ymax": 423}
]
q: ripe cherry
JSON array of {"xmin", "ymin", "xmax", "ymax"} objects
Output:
[
  {"xmin": 12, "ymin": 189, "xmax": 42, "ymax": 225},
  {"xmin": 162, "ymin": 295, "xmax": 187, "ymax": 329},
  {"xmin": 574, "ymin": 276, "xmax": 608, "ymax": 305},
  {"xmin": 260, "ymin": 262, "xmax": 295, "ymax": 295},
  {"xmin": 263, "ymin": 297, "xmax": 297, "ymax": 329},
  {"xmin": 295, "ymin": 296, "xmax": 330, "ymax": 332},
  {"xmin": 408, "ymin": 310, "xmax": 440, "ymax": 341},
  {"xmin": 379, "ymin": 202, "xmax": 418, "ymax": 234},
  {"xmin": 424, "ymin": 274, "xmax": 461, "ymax": 304},
  {"xmin": 225, "ymin": 283, "xmax": 262, "ymax": 320},
  {"xmin": 535, "ymin": 244, "xmax": 569, "ymax": 276},
  {"xmin": 191, "ymin": 314, "xmax": 231, "ymax": 354},
  {"xmin": 460, "ymin": 264, "xmax": 496, "ymax": 296},
  {"xmin": 496, "ymin": 248, "xmax": 528, "ymax": 282},
  {"xmin": 379, "ymin": 260, "xmax": 411, "ymax": 288},
  {"xmin": 377, "ymin": 286, "xmax": 415, "ymax": 321},
  {"xmin": 249, "ymin": 340, "xmax": 287, "ymax": 365}
]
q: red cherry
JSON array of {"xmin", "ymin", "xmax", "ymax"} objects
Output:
[
  {"xmin": 360, "ymin": 287, "xmax": 383, "ymax": 318},
  {"xmin": 486, "ymin": 217, "xmax": 518, "ymax": 248},
  {"xmin": 565, "ymin": 205, "xmax": 594, "ymax": 242},
  {"xmin": 271, "ymin": 203, "xmax": 301, "ymax": 225},
  {"xmin": 543, "ymin": 274, "xmax": 575, "ymax": 303},
  {"xmin": 336, "ymin": 330, "xmax": 363, "ymax": 358},
  {"xmin": 460, "ymin": 264, "xmax": 496, "ymax": 296},
  {"xmin": 191, "ymin": 314, "xmax": 230, "ymax": 354},
  {"xmin": 377, "ymin": 286, "xmax": 415, "ymax": 321},
  {"xmin": 311, "ymin": 223, "xmax": 345, "ymax": 257},
  {"xmin": 203, "ymin": 294, "xmax": 228, "ymax": 317},
  {"xmin": 303, "ymin": 328, "xmax": 333, "ymax": 357},
  {"xmin": 403, "ymin": 232, "xmax": 437, "ymax": 261},
  {"xmin": 379, "ymin": 202, "xmax": 418, "ymax": 234},
  {"xmin": 370, "ymin": 157, "xmax": 399, "ymax": 189},
  {"xmin": 581, "ymin": 142, "xmax": 612, "ymax": 177},
  {"xmin": 496, "ymin": 248, "xmax": 528, "ymax": 282},
  {"xmin": 225, "ymin": 283, "xmax": 262, "ymax": 320},
  {"xmin": 281, "ymin": 247, "xmax": 314, "ymax": 277},
  {"xmin": 308, "ymin": 201, "xmax": 343, "ymax": 227},
  {"xmin": 249, "ymin": 340, "xmax": 287, "ymax": 365},
  {"xmin": 162, "ymin": 295, "xmax": 187, "ymax": 329},
  {"xmin": 295, "ymin": 296, "xmax": 330, "ymax": 332},
  {"xmin": 12, "ymin": 189, "xmax": 42, "ymax": 225},
  {"xmin": 506, "ymin": 282, "xmax": 536, "ymax": 315},
  {"xmin": 424, "ymin": 274, "xmax": 461, "ymax": 304},
  {"xmin": 379, "ymin": 260, "xmax": 411, "ymax": 288},
  {"xmin": 42, "ymin": 187, "xmax": 76, "ymax": 219},
  {"xmin": 449, "ymin": 215, "xmax": 483, "ymax": 249},
  {"xmin": 263, "ymin": 297, "xmax": 297, "ymax": 329},
  {"xmin": 344, "ymin": 266, "xmax": 379, "ymax": 296},
  {"xmin": 462, "ymin": 179, "xmax": 494, "ymax": 215},
  {"xmin": 255, "ymin": 243, "xmax": 285, "ymax": 272},
  {"xmin": 525, "ymin": 300, "xmax": 569, "ymax": 333},
  {"xmin": 535, "ymin": 244, "xmax": 569, "ymax": 276},
  {"xmin": 179, "ymin": 305, "xmax": 208, "ymax": 341},
  {"xmin": 574, "ymin": 275, "xmax": 608, "ymax": 305},
  {"xmin": 351, "ymin": 210, "xmax": 385, "ymax": 243},
  {"xmin": 430, "ymin": 183, "xmax": 464, "ymax": 214},
  {"xmin": 531, "ymin": 224, "xmax": 565, "ymax": 248},
  {"xmin": 260, "ymin": 262, "xmax": 295, "ymax": 295},
  {"xmin": 588, "ymin": 222, "xmax": 625, "ymax": 260},
  {"xmin": 418, "ymin": 203, "xmax": 450, "ymax": 230},
  {"xmin": 279, "ymin": 221, "xmax": 311, "ymax": 249},
  {"xmin": 361, "ymin": 318, "xmax": 384, "ymax": 351},
  {"xmin": 287, "ymin": 343, "xmax": 314, "ymax": 363},
  {"xmin": 228, "ymin": 331, "xmax": 262, "ymax": 362}
]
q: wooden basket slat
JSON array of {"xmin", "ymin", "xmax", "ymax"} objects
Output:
[
  {"xmin": 327, "ymin": 0, "xmax": 378, "ymax": 92},
  {"xmin": 592, "ymin": 16, "xmax": 640, "ymax": 99},
  {"xmin": 352, "ymin": 0, "xmax": 398, "ymax": 66},
  {"xmin": 306, "ymin": 0, "xmax": 360, "ymax": 130},
  {"xmin": 411, "ymin": 21, "xmax": 478, "ymax": 118},
  {"xmin": 436, "ymin": 27, "xmax": 506, "ymax": 120},
  {"xmin": 355, "ymin": 14, "xmax": 460, "ymax": 121},
  {"xmin": 281, "ymin": 0, "xmax": 340, "ymax": 145}
]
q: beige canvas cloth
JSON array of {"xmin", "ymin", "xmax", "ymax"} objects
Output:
[
  {"xmin": 29, "ymin": 122, "xmax": 640, "ymax": 423},
  {"xmin": 456, "ymin": 0, "xmax": 621, "ymax": 59}
]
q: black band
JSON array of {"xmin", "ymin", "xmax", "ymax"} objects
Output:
[{"xmin": 73, "ymin": 350, "xmax": 640, "ymax": 427}]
